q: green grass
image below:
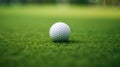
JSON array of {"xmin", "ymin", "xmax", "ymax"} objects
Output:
[{"xmin": 0, "ymin": 5, "xmax": 120, "ymax": 67}]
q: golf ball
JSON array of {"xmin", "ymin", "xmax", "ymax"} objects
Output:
[{"xmin": 49, "ymin": 22, "xmax": 71, "ymax": 42}]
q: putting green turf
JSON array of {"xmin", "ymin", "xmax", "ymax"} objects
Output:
[{"xmin": 0, "ymin": 5, "xmax": 120, "ymax": 67}]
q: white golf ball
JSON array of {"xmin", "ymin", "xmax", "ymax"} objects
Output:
[{"xmin": 49, "ymin": 22, "xmax": 71, "ymax": 42}]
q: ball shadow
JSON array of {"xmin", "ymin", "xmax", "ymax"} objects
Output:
[{"xmin": 53, "ymin": 40, "xmax": 80, "ymax": 44}]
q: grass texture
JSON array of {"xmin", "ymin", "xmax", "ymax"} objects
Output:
[{"xmin": 0, "ymin": 5, "xmax": 120, "ymax": 67}]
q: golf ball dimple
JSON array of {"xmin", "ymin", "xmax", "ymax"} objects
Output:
[{"xmin": 49, "ymin": 22, "xmax": 71, "ymax": 42}]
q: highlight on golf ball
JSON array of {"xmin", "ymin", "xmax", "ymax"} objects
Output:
[{"xmin": 49, "ymin": 22, "xmax": 71, "ymax": 42}]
